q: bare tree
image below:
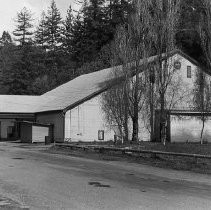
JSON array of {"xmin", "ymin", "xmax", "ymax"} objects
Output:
[
  {"xmin": 150, "ymin": 0, "xmax": 181, "ymax": 144},
  {"xmin": 102, "ymin": 0, "xmax": 181, "ymax": 143},
  {"xmin": 193, "ymin": 70, "xmax": 211, "ymax": 144},
  {"xmin": 101, "ymin": 81, "xmax": 129, "ymax": 141},
  {"xmin": 104, "ymin": 0, "xmax": 154, "ymax": 142}
]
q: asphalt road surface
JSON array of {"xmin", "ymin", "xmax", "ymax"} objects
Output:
[{"xmin": 0, "ymin": 142, "xmax": 210, "ymax": 210}]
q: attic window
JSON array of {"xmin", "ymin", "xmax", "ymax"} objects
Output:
[{"xmin": 187, "ymin": 66, "xmax": 191, "ymax": 78}]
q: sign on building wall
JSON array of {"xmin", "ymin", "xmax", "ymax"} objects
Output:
[{"xmin": 98, "ymin": 130, "xmax": 104, "ymax": 140}]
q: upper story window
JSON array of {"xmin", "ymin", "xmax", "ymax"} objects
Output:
[{"xmin": 187, "ymin": 66, "xmax": 191, "ymax": 78}]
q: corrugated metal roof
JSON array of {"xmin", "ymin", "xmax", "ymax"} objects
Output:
[{"xmin": 0, "ymin": 50, "xmax": 201, "ymax": 114}]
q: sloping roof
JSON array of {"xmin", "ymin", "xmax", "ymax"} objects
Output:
[
  {"xmin": 0, "ymin": 50, "xmax": 202, "ymax": 114},
  {"xmin": 37, "ymin": 66, "xmax": 118, "ymax": 112},
  {"xmin": 0, "ymin": 95, "xmax": 40, "ymax": 113}
]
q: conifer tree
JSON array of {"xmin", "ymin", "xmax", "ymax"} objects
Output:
[
  {"xmin": 35, "ymin": 12, "xmax": 47, "ymax": 48},
  {"xmin": 62, "ymin": 5, "xmax": 74, "ymax": 55},
  {"xmin": 0, "ymin": 31, "xmax": 12, "ymax": 46},
  {"xmin": 71, "ymin": 0, "xmax": 111, "ymax": 65},
  {"xmin": 13, "ymin": 7, "xmax": 34, "ymax": 46},
  {"xmin": 107, "ymin": 0, "xmax": 132, "ymax": 29},
  {"xmin": 44, "ymin": 0, "xmax": 62, "ymax": 51}
]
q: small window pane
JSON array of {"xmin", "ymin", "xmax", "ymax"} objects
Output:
[{"xmin": 187, "ymin": 66, "xmax": 191, "ymax": 78}]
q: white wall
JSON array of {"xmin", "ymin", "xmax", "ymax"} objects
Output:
[
  {"xmin": 171, "ymin": 115, "xmax": 211, "ymax": 143},
  {"xmin": 32, "ymin": 126, "xmax": 49, "ymax": 143},
  {"xmin": 65, "ymin": 53, "xmax": 210, "ymax": 142},
  {"xmin": 65, "ymin": 94, "xmax": 115, "ymax": 142},
  {"xmin": 165, "ymin": 54, "xmax": 207, "ymax": 110},
  {"xmin": 65, "ymin": 93, "xmax": 151, "ymax": 142},
  {"xmin": 0, "ymin": 119, "xmax": 15, "ymax": 139}
]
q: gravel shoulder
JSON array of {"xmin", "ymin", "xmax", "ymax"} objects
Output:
[{"xmin": 46, "ymin": 144, "xmax": 211, "ymax": 175}]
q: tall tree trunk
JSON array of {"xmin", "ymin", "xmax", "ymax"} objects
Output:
[
  {"xmin": 123, "ymin": 82, "xmax": 129, "ymax": 142},
  {"xmin": 150, "ymin": 81, "xmax": 154, "ymax": 142},
  {"xmin": 160, "ymin": 91, "xmax": 166, "ymax": 145},
  {"xmin": 132, "ymin": 71, "xmax": 139, "ymax": 142},
  {"xmin": 132, "ymin": 115, "xmax": 139, "ymax": 142},
  {"xmin": 123, "ymin": 111, "xmax": 129, "ymax": 142},
  {"xmin": 200, "ymin": 114, "xmax": 205, "ymax": 144}
]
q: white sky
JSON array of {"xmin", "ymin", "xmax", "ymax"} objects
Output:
[{"xmin": 0, "ymin": 0, "xmax": 79, "ymax": 36}]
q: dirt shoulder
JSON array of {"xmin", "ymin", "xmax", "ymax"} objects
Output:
[{"xmin": 46, "ymin": 144, "xmax": 211, "ymax": 175}]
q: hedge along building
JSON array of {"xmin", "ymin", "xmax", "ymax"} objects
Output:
[{"xmin": 0, "ymin": 50, "xmax": 210, "ymax": 143}]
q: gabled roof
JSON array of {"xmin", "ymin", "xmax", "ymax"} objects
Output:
[{"xmin": 0, "ymin": 50, "xmax": 202, "ymax": 114}]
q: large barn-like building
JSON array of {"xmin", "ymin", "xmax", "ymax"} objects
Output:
[{"xmin": 0, "ymin": 50, "xmax": 211, "ymax": 143}]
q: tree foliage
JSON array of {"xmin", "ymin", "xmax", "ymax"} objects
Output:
[
  {"xmin": 35, "ymin": 12, "xmax": 47, "ymax": 48},
  {"xmin": 13, "ymin": 7, "xmax": 34, "ymax": 46},
  {"xmin": 44, "ymin": 0, "xmax": 62, "ymax": 51},
  {"xmin": 0, "ymin": 0, "xmax": 207, "ymax": 99},
  {"xmin": 0, "ymin": 31, "xmax": 12, "ymax": 46}
]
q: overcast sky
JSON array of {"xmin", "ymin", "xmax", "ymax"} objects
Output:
[{"xmin": 0, "ymin": 0, "xmax": 79, "ymax": 36}]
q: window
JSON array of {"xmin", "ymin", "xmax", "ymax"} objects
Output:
[{"xmin": 187, "ymin": 66, "xmax": 191, "ymax": 78}]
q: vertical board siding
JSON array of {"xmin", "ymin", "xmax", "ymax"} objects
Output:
[
  {"xmin": 65, "ymin": 94, "xmax": 151, "ymax": 142},
  {"xmin": 36, "ymin": 112, "xmax": 64, "ymax": 142},
  {"xmin": 65, "ymin": 95, "xmax": 115, "ymax": 142},
  {"xmin": 20, "ymin": 123, "xmax": 32, "ymax": 143}
]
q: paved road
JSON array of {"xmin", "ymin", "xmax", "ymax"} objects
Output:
[{"xmin": 0, "ymin": 142, "xmax": 210, "ymax": 210}]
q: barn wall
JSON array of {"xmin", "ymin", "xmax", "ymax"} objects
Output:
[
  {"xmin": 170, "ymin": 115, "xmax": 211, "ymax": 143},
  {"xmin": 32, "ymin": 126, "xmax": 49, "ymax": 143},
  {"xmin": 0, "ymin": 119, "xmax": 15, "ymax": 139},
  {"xmin": 65, "ymin": 94, "xmax": 115, "ymax": 142},
  {"xmin": 20, "ymin": 123, "xmax": 32, "ymax": 143},
  {"xmin": 163, "ymin": 54, "xmax": 211, "ymax": 110},
  {"xmin": 36, "ymin": 112, "xmax": 64, "ymax": 142},
  {"xmin": 65, "ymin": 93, "xmax": 150, "ymax": 142}
]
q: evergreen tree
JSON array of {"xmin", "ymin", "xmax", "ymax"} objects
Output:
[
  {"xmin": 176, "ymin": 0, "xmax": 204, "ymax": 61},
  {"xmin": 107, "ymin": 0, "xmax": 132, "ymax": 30},
  {"xmin": 0, "ymin": 31, "xmax": 12, "ymax": 46},
  {"xmin": 70, "ymin": 12, "xmax": 85, "ymax": 63},
  {"xmin": 0, "ymin": 40, "xmax": 16, "ymax": 94},
  {"xmin": 44, "ymin": 0, "xmax": 62, "ymax": 51},
  {"xmin": 13, "ymin": 7, "xmax": 34, "ymax": 46},
  {"xmin": 62, "ymin": 5, "xmax": 74, "ymax": 55},
  {"xmin": 35, "ymin": 12, "xmax": 47, "ymax": 48},
  {"xmin": 82, "ymin": 0, "xmax": 109, "ymax": 62},
  {"xmin": 70, "ymin": 0, "xmax": 111, "ymax": 65}
]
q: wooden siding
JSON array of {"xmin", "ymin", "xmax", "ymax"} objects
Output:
[
  {"xmin": 36, "ymin": 112, "xmax": 64, "ymax": 142},
  {"xmin": 65, "ymin": 93, "xmax": 150, "ymax": 142},
  {"xmin": 65, "ymin": 95, "xmax": 115, "ymax": 142},
  {"xmin": 20, "ymin": 123, "xmax": 32, "ymax": 143}
]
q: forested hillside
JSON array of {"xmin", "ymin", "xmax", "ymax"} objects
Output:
[{"xmin": 0, "ymin": 0, "xmax": 205, "ymax": 95}]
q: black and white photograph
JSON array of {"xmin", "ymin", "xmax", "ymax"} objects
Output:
[{"xmin": 0, "ymin": 0, "xmax": 210, "ymax": 209}]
